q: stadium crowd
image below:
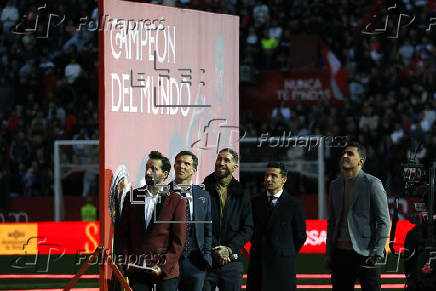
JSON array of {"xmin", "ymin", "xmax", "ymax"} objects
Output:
[
  {"xmin": 0, "ymin": 0, "xmax": 435, "ymax": 202},
  {"xmin": 237, "ymin": 0, "xmax": 436, "ymax": 194},
  {"xmin": 0, "ymin": 0, "xmax": 98, "ymax": 200}
]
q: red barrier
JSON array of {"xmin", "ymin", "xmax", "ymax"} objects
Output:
[
  {"xmin": 0, "ymin": 220, "xmax": 415, "ymax": 255},
  {"xmin": 0, "ymin": 221, "xmax": 99, "ymax": 255}
]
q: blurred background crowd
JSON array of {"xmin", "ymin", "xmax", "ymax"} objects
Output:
[
  {"xmin": 0, "ymin": 0, "xmax": 98, "ymax": 200},
  {"xmin": 237, "ymin": 0, "xmax": 436, "ymax": 195},
  {"xmin": 0, "ymin": 0, "xmax": 435, "ymax": 203}
]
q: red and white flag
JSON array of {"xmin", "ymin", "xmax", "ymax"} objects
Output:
[{"xmin": 321, "ymin": 44, "xmax": 349, "ymax": 100}]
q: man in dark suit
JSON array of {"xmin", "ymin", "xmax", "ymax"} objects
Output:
[
  {"xmin": 169, "ymin": 151, "xmax": 212, "ymax": 291},
  {"xmin": 203, "ymin": 148, "xmax": 253, "ymax": 291},
  {"xmin": 247, "ymin": 162, "xmax": 307, "ymax": 291},
  {"xmin": 118, "ymin": 151, "xmax": 186, "ymax": 291},
  {"xmin": 325, "ymin": 142, "xmax": 390, "ymax": 291}
]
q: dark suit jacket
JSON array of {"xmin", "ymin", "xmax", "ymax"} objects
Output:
[
  {"xmin": 118, "ymin": 186, "xmax": 186, "ymax": 280},
  {"xmin": 203, "ymin": 173, "xmax": 253, "ymax": 259},
  {"xmin": 169, "ymin": 181, "xmax": 213, "ymax": 266},
  {"xmin": 247, "ymin": 191, "xmax": 307, "ymax": 291}
]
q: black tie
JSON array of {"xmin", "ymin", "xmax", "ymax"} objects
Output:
[
  {"xmin": 182, "ymin": 192, "xmax": 192, "ymax": 258},
  {"xmin": 268, "ymin": 196, "xmax": 278, "ymax": 209}
]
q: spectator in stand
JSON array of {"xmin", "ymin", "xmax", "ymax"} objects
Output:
[
  {"xmin": 349, "ymin": 75, "xmax": 365, "ymax": 101},
  {"xmin": 271, "ymin": 99, "xmax": 291, "ymax": 134},
  {"xmin": 252, "ymin": 0, "xmax": 269, "ymax": 27},
  {"xmin": 246, "ymin": 26, "xmax": 258, "ymax": 47},
  {"xmin": 416, "ymin": 36, "xmax": 433, "ymax": 61},
  {"xmin": 391, "ymin": 123, "xmax": 405, "ymax": 145},
  {"xmin": 279, "ymin": 29, "xmax": 291, "ymax": 53},
  {"xmin": 65, "ymin": 106, "xmax": 78, "ymax": 134},
  {"xmin": 1, "ymin": 0, "xmax": 19, "ymax": 33},
  {"xmin": 65, "ymin": 57, "xmax": 82, "ymax": 84},
  {"xmin": 406, "ymin": 138, "xmax": 427, "ymax": 164},
  {"xmin": 269, "ymin": 19, "xmax": 283, "ymax": 43},
  {"xmin": 2, "ymin": 0, "xmax": 436, "ymax": 201},
  {"xmin": 410, "ymin": 122, "xmax": 425, "ymax": 142},
  {"xmin": 418, "ymin": 109, "xmax": 434, "ymax": 133},
  {"xmin": 10, "ymin": 130, "xmax": 31, "ymax": 163},
  {"xmin": 63, "ymin": 30, "xmax": 90, "ymax": 53},
  {"xmin": 39, "ymin": 55, "xmax": 55, "ymax": 70},
  {"xmin": 358, "ymin": 105, "xmax": 378, "ymax": 132},
  {"xmin": 272, "ymin": 99, "xmax": 290, "ymax": 121},
  {"xmin": 398, "ymin": 39, "xmax": 415, "ymax": 65},
  {"xmin": 260, "ymin": 29, "xmax": 277, "ymax": 69}
]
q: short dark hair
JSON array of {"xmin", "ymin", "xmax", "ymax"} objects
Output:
[
  {"xmin": 148, "ymin": 151, "xmax": 171, "ymax": 173},
  {"xmin": 346, "ymin": 141, "xmax": 366, "ymax": 160},
  {"xmin": 219, "ymin": 148, "xmax": 239, "ymax": 163},
  {"xmin": 266, "ymin": 161, "xmax": 288, "ymax": 177},
  {"xmin": 175, "ymin": 151, "xmax": 198, "ymax": 170}
]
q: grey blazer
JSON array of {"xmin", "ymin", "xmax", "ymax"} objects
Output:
[{"xmin": 326, "ymin": 170, "xmax": 390, "ymax": 257}]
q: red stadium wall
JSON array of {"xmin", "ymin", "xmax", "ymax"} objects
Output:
[
  {"xmin": 0, "ymin": 220, "xmax": 414, "ymax": 255},
  {"xmin": 0, "ymin": 196, "xmax": 97, "ymax": 222}
]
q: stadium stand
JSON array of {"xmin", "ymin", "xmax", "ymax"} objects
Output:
[{"xmin": 0, "ymin": 0, "xmax": 434, "ymax": 216}]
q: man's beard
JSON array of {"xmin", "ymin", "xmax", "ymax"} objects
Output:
[
  {"xmin": 145, "ymin": 176, "xmax": 155, "ymax": 185},
  {"xmin": 215, "ymin": 168, "xmax": 229, "ymax": 179}
]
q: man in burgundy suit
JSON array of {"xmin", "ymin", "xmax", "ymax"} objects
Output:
[{"xmin": 118, "ymin": 151, "xmax": 186, "ymax": 291}]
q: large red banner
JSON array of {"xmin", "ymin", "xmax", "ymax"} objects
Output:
[
  {"xmin": 100, "ymin": 2, "xmax": 239, "ymax": 289},
  {"xmin": 240, "ymin": 70, "xmax": 342, "ymax": 120}
]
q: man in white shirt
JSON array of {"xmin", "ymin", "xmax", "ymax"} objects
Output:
[
  {"xmin": 118, "ymin": 151, "xmax": 186, "ymax": 291},
  {"xmin": 170, "ymin": 151, "xmax": 212, "ymax": 291}
]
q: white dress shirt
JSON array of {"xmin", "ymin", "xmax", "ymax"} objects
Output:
[
  {"xmin": 143, "ymin": 188, "xmax": 160, "ymax": 229},
  {"xmin": 267, "ymin": 188, "xmax": 283, "ymax": 207}
]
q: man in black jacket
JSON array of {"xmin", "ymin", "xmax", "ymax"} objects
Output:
[
  {"xmin": 247, "ymin": 162, "xmax": 307, "ymax": 291},
  {"xmin": 202, "ymin": 148, "xmax": 253, "ymax": 291}
]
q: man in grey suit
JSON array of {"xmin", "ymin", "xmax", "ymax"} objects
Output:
[
  {"xmin": 325, "ymin": 142, "xmax": 390, "ymax": 291},
  {"xmin": 170, "ymin": 151, "xmax": 212, "ymax": 291}
]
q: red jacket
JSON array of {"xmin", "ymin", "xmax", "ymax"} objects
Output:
[{"xmin": 118, "ymin": 187, "xmax": 186, "ymax": 280}]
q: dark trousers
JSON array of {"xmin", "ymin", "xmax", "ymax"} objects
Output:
[
  {"xmin": 129, "ymin": 273, "xmax": 178, "ymax": 291},
  {"xmin": 178, "ymin": 250, "xmax": 207, "ymax": 291},
  {"xmin": 331, "ymin": 248, "xmax": 381, "ymax": 291},
  {"xmin": 203, "ymin": 261, "xmax": 243, "ymax": 291}
]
